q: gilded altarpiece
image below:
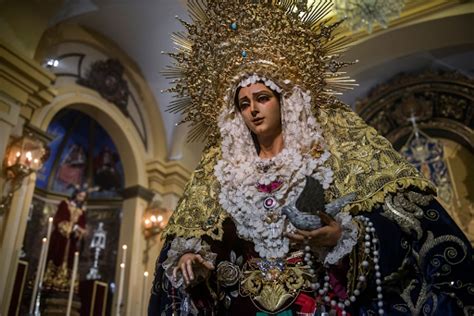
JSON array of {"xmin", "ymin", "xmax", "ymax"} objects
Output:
[
  {"xmin": 356, "ymin": 70, "xmax": 474, "ymax": 244},
  {"xmin": 20, "ymin": 196, "xmax": 121, "ymax": 315}
]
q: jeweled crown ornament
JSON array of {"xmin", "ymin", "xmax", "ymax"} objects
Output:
[{"xmin": 163, "ymin": 0, "xmax": 356, "ymax": 142}]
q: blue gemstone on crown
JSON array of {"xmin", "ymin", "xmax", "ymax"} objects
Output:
[{"xmin": 230, "ymin": 22, "xmax": 238, "ymax": 30}]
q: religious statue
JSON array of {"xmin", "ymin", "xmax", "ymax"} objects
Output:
[
  {"xmin": 148, "ymin": 1, "xmax": 474, "ymax": 315},
  {"xmin": 43, "ymin": 185, "xmax": 89, "ymax": 291}
]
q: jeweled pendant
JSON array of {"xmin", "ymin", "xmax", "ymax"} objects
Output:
[{"xmin": 263, "ymin": 196, "xmax": 277, "ymax": 210}]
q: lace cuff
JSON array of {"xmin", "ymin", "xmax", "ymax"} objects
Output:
[
  {"xmin": 162, "ymin": 237, "xmax": 217, "ymax": 288},
  {"xmin": 313, "ymin": 212, "xmax": 358, "ymax": 265}
]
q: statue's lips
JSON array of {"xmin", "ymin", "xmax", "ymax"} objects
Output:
[{"xmin": 252, "ymin": 117, "xmax": 264, "ymax": 125}]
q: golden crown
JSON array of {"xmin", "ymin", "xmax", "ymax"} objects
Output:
[{"xmin": 163, "ymin": 0, "xmax": 356, "ymax": 142}]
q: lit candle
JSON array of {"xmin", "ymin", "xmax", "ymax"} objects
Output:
[
  {"xmin": 29, "ymin": 237, "xmax": 47, "ymax": 314},
  {"xmin": 66, "ymin": 252, "xmax": 79, "ymax": 316},
  {"xmin": 116, "ymin": 263, "xmax": 125, "ymax": 316},
  {"xmin": 144, "ymin": 219, "xmax": 151, "ymax": 227},
  {"xmin": 25, "ymin": 151, "xmax": 32, "ymax": 166},
  {"xmin": 46, "ymin": 217, "xmax": 53, "ymax": 238},
  {"xmin": 121, "ymin": 244, "xmax": 127, "ymax": 265},
  {"xmin": 141, "ymin": 271, "xmax": 149, "ymax": 316}
]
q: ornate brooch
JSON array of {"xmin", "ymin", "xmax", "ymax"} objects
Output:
[
  {"xmin": 256, "ymin": 180, "xmax": 284, "ymax": 224},
  {"xmin": 240, "ymin": 254, "xmax": 312, "ymax": 313}
]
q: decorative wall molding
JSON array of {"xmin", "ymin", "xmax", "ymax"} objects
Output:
[
  {"xmin": 121, "ymin": 185, "xmax": 154, "ymax": 202},
  {"xmin": 0, "ymin": 42, "xmax": 56, "ymax": 117},
  {"xmin": 146, "ymin": 159, "xmax": 192, "ymax": 197},
  {"xmin": 77, "ymin": 58, "xmax": 130, "ymax": 117}
]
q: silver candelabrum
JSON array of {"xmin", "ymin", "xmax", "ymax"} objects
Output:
[{"xmin": 86, "ymin": 222, "xmax": 107, "ymax": 280}]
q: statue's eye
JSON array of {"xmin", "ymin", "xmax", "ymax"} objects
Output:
[
  {"xmin": 257, "ymin": 95, "xmax": 270, "ymax": 103},
  {"xmin": 239, "ymin": 100, "xmax": 250, "ymax": 110}
]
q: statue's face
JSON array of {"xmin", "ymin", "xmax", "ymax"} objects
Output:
[
  {"xmin": 237, "ymin": 83, "xmax": 282, "ymax": 141},
  {"xmin": 76, "ymin": 191, "xmax": 87, "ymax": 202}
]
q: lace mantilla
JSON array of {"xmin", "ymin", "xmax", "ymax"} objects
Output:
[
  {"xmin": 162, "ymin": 237, "xmax": 217, "ymax": 288},
  {"xmin": 214, "ymin": 80, "xmax": 333, "ymax": 259}
]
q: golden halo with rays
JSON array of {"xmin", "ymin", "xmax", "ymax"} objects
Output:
[{"xmin": 162, "ymin": 0, "xmax": 356, "ymax": 142}]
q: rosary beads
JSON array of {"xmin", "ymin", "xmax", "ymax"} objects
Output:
[{"xmin": 303, "ymin": 216, "xmax": 384, "ymax": 315}]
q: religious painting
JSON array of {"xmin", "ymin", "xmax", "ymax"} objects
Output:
[
  {"xmin": 55, "ymin": 142, "xmax": 87, "ymax": 189},
  {"xmin": 35, "ymin": 109, "xmax": 124, "ymax": 197}
]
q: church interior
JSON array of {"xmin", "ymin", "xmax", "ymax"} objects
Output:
[{"xmin": 0, "ymin": 0, "xmax": 472, "ymax": 315}]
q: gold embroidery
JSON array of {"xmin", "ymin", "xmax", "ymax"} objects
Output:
[
  {"xmin": 393, "ymin": 227, "xmax": 473, "ymax": 315},
  {"xmin": 162, "ymin": 145, "xmax": 228, "ymax": 240},
  {"xmin": 239, "ymin": 258, "xmax": 311, "ymax": 313},
  {"xmin": 57, "ymin": 202, "xmax": 84, "ymax": 237},
  {"xmin": 400, "ymin": 280, "xmax": 435, "ymax": 316},
  {"xmin": 424, "ymin": 209, "xmax": 440, "ymax": 221},
  {"xmin": 43, "ymin": 261, "xmax": 79, "ymax": 293},
  {"xmin": 394, "ymin": 230, "xmax": 470, "ymax": 315},
  {"xmin": 67, "ymin": 201, "xmax": 84, "ymax": 223},
  {"xmin": 217, "ymin": 261, "xmax": 240, "ymax": 287},
  {"xmin": 381, "ymin": 192, "xmax": 434, "ymax": 240},
  {"xmin": 418, "ymin": 231, "xmax": 468, "ymax": 270},
  {"xmin": 58, "ymin": 221, "xmax": 73, "ymax": 237},
  {"xmin": 319, "ymin": 103, "xmax": 436, "ymax": 214}
]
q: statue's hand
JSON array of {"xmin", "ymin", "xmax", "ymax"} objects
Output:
[
  {"xmin": 285, "ymin": 211, "xmax": 342, "ymax": 247},
  {"xmin": 73, "ymin": 225, "xmax": 86, "ymax": 239},
  {"xmin": 173, "ymin": 253, "xmax": 215, "ymax": 287}
]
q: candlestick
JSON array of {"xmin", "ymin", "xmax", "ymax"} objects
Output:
[
  {"xmin": 37, "ymin": 217, "xmax": 54, "ymax": 292},
  {"xmin": 66, "ymin": 252, "xmax": 79, "ymax": 316},
  {"xmin": 141, "ymin": 271, "xmax": 149, "ymax": 316},
  {"xmin": 116, "ymin": 263, "xmax": 125, "ymax": 316},
  {"xmin": 29, "ymin": 237, "xmax": 47, "ymax": 314},
  {"xmin": 40, "ymin": 217, "xmax": 53, "ymax": 277}
]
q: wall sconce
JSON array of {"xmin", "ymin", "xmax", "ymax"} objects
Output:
[
  {"xmin": 0, "ymin": 125, "xmax": 50, "ymax": 215},
  {"xmin": 4, "ymin": 135, "xmax": 48, "ymax": 178},
  {"xmin": 142, "ymin": 201, "xmax": 170, "ymax": 265},
  {"xmin": 143, "ymin": 207, "xmax": 169, "ymax": 239}
]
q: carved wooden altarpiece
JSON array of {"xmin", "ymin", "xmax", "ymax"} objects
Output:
[{"xmin": 356, "ymin": 70, "xmax": 474, "ymax": 243}]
